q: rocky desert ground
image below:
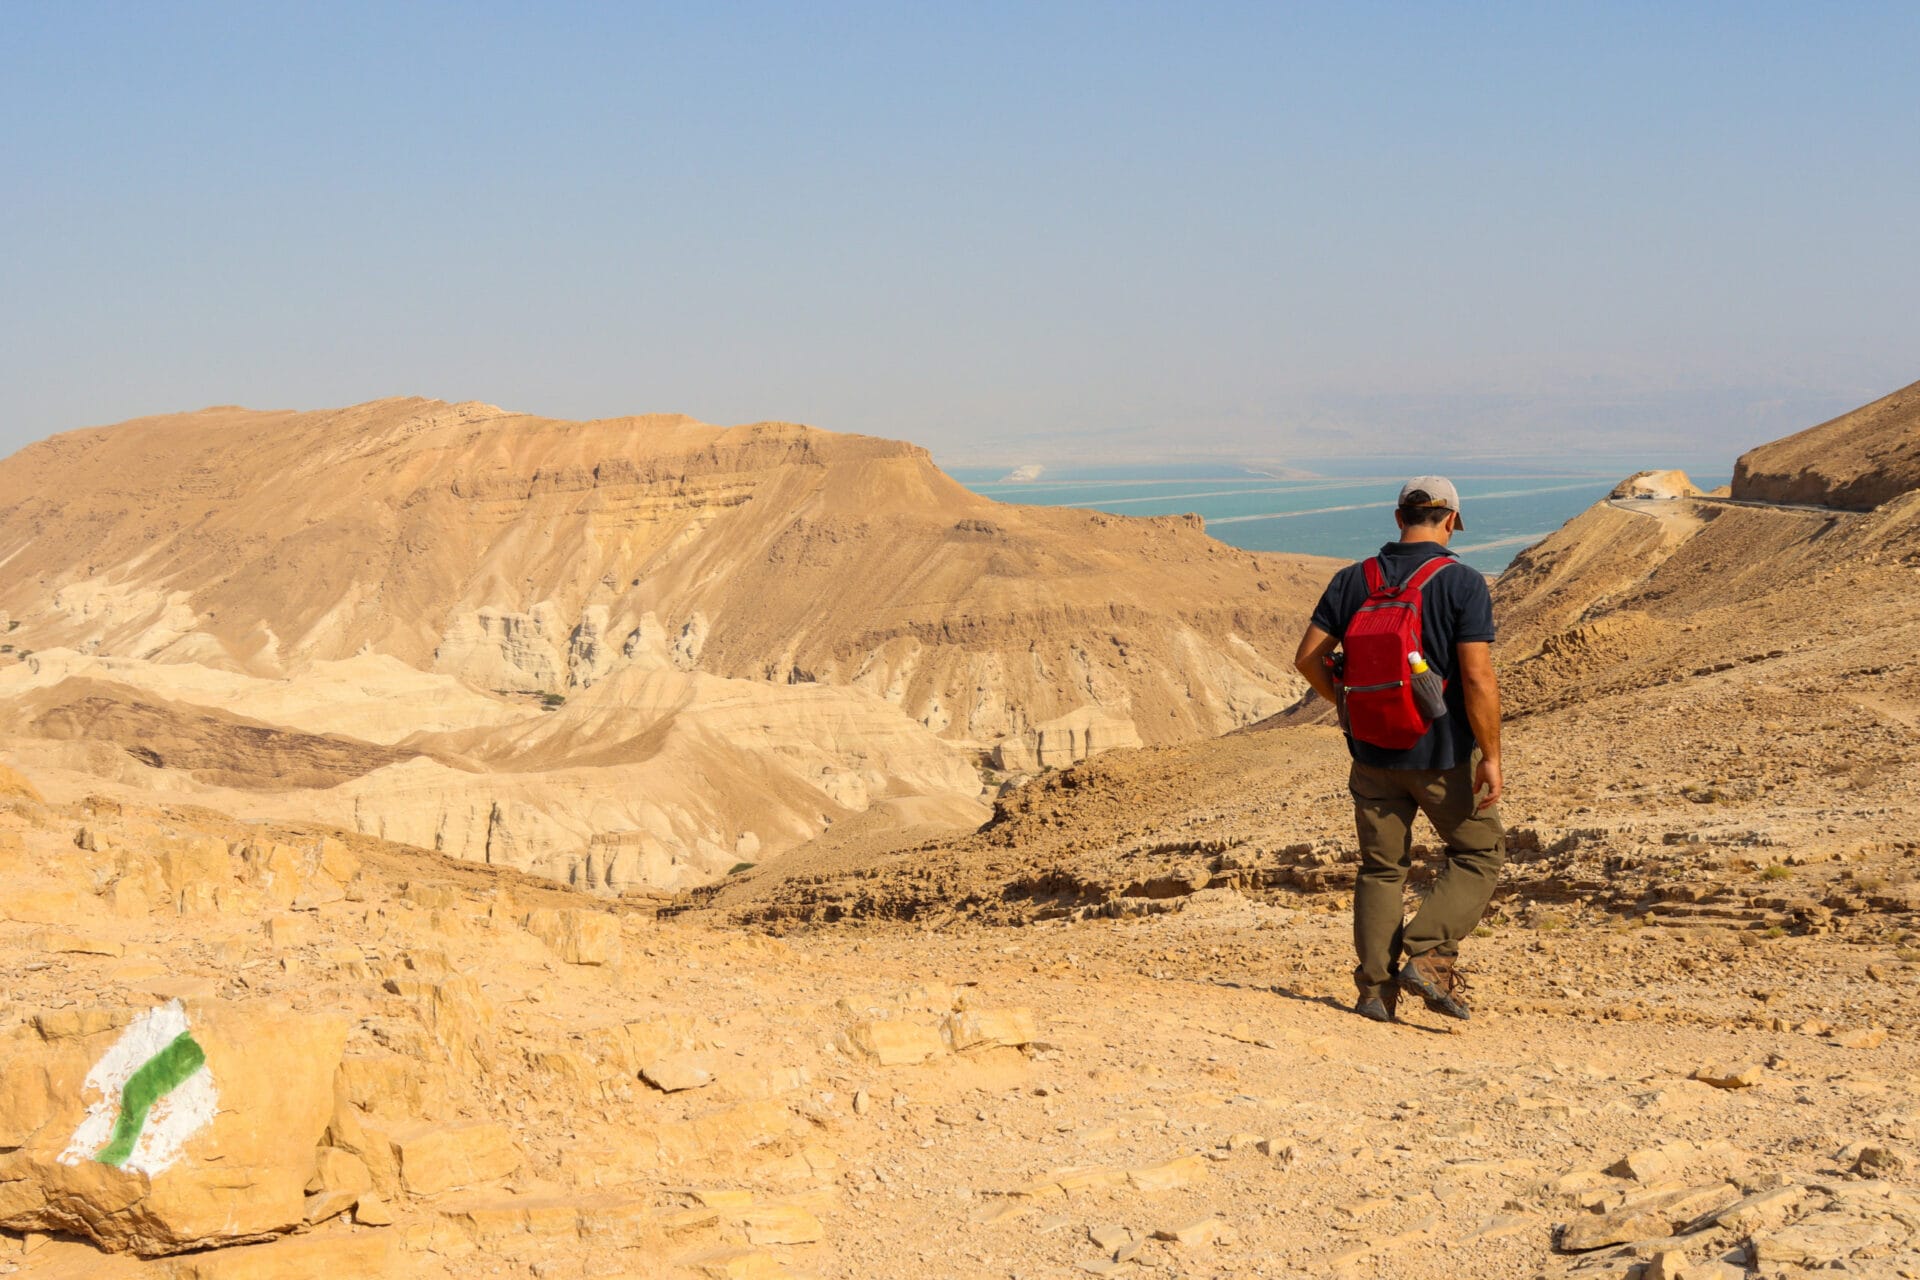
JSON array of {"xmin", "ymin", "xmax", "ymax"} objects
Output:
[{"xmin": 2, "ymin": 379, "xmax": 1918, "ymax": 1280}]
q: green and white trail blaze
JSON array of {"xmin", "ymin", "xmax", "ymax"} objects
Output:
[{"xmin": 60, "ymin": 1000, "xmax": 218, "ymax": 1176}]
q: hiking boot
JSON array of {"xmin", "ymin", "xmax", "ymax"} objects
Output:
[
  {"xmin": 1396, "ymin": 953, "xmax": 1471, "ymax": 1021},
  {"xmin": 1355, "ymin": 992, "xmax": 1395, "ymax": 1023},
  {"xmin": 1353, "ymin": 968, "xmax": 1399, "ymax": 1023}
]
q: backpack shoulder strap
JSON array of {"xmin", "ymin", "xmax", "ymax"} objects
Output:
[
  {"xmin": 1361, "ymin": 557, "xmax": 1386, "ymax": 594},
  {"xmin": 1402, "ymin": 556, "xmax": 1454, "ymax": 594}
]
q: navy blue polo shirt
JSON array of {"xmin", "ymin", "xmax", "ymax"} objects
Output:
[{"xmin": 1308, "ymin": 541, "xmax": 1496, "ymax": 771}]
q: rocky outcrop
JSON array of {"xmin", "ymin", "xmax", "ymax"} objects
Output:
[
  {"xmin": 1609, "ymin": 469, "xmax": 1701, "ymax": 500},
  {"xmin": 1732, "ymin": 377, "xmax": 1920, "ymax": 509},
  {"xmin": 0, "ymin": 1001, "xmax": 349, "ymax": 1255},
  {"xmin": 992, "ymin": 706, "xmax": 1144, "ymax": 772},
  {"xmin": 433, "ymin": 605, "xmax": 568, "ymax": 693}
]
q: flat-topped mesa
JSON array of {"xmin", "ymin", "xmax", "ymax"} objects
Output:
[{"xmin": 1732, "ymin": 377, "xmax": 1920, "ymax": 510}]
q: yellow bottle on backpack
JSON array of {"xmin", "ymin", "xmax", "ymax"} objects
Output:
[{"xmin": 1407, "ymin": 650, "xmax": 1448, "ymax": 721}]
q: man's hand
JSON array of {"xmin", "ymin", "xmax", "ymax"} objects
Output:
[
  {"xmin": 1292, "ymin": 624, "xmax": 1343, "ymax": 707},
  {"xmin": 1474, "ymin": 754, "xmax": 1503, "ymax": 813}
]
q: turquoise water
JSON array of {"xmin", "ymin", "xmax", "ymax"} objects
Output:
[{"xmin": 950, "ymin": 459, "xmax": 1732, "ymax": 574}]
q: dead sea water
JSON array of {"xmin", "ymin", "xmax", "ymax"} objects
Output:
[{"xmin": 953, "ymin": 457, "xmax": 1732, "ymax": 574}]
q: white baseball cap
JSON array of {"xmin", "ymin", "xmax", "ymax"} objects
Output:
[{"xmin": 1398, "ymin": 476, "xmax": 1464, "ymax": 529}]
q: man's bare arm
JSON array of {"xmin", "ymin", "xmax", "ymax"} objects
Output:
[
  {"xmin": 1456, "ymin": 640, "xmax": 1502, "ymax": 810},
  {"xmin": 1293, "ymin": 624, "xmax": 1342, "ymax": 705}
]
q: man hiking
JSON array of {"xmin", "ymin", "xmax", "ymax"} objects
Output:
[{"xmin": 1292, "ymin": 477, "xmax": 1504, "ymax": 1023}]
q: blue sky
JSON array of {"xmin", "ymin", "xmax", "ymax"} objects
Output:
[{"xmin": 3, "ymin": 3, "xmax": 1915, "ymax": 467}]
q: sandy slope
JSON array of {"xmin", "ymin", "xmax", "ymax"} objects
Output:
[{"xmin": 1734, "ymin": 378, "xmax": 1920, "ymax": 509}]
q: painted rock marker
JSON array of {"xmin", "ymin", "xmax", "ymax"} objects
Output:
[{"xmin": 59, "ymin": 999, "xmax": 218, "ymax": 1176}]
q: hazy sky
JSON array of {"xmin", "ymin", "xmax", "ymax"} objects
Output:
[{"xmin": 4, "ymin": 3, "xmax": 1915, "ymax": 468}]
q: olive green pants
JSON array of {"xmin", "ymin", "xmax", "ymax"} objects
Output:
[{"xmin": 1350, "ymin": 755, "xmax": 1506, "ymax": 989}]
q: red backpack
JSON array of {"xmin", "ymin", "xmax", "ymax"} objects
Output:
[{"xmin": 1340, "ymin": 556, "xmax": 1451, "ymax": 749}]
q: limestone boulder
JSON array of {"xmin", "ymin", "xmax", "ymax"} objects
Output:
[
  {"xmin": 847, "ymin": 1019, "xmax": 945, "ymax": 1066},
  {"xmin": 392, "ymin": 1120, "xmax": 522, "ymax": 1197},
  {"xmin": 0, "ymin": 1000, "xmax": 348, "ymax": 1255},
  {"xmin": 943, "ymin": 1007, "xmax": 1038, "ymax": 1052},
  {"xmin": 526, "ymin": 906, "xmax": 621, "ymax": 965}
]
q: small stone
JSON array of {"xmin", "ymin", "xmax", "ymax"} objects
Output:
[
  {"xmin": 1853, "ymin": 1146, "xmax": 1906, "ymax": 1177},
  {"xmin": 305, "ymin": 1188, "xmax": 358, "ymax": 1224},
  {"xmin": 1684, "ymin": 1264, "xmax": 1747, "ymax": 1280},
  {"xmin": 1643, "ymin": 1249, "xmax": 1689, "ymax": 1280},
  {"xmin": 353, "ymin": 1194, "xmax": 395, "ymax": 1226},
  {"xmin": 1833, "ymin": 1026, "xmax": 1888, "ymax": 1049},
  {"xmin": 694, "ymin": 1189, "xmax": 756, "ymax": 1211},
  {"xmin": 1152, "ymin": 1215, "xmax": 1235, "ymax": 1246},
  {"xmin": 641, "ymin": 1053, "xmax": 714, "ymax": 1093},
  {"xmin": 848, "ymin": 1019, "xmax": 945, "ymax": 1066},
  {"xmin": 1088, "ymin": 1223, "xmax": 1132, "ymax": 1251},
  {"xmin": 1255, "ymin": 1138, "xmax": 1297, "ymax": 1165},
  {"xmin": 663, "ymin": 1208, "xmax": 723, "ymax": 1235},
  {"xmin": 969, "ymin": 1201, "xmax": 1027, "ymax": 1226},
  {"xmin": 1467, "ymin": 1214, "xmax": 1538, "ymax": 1242},
  {"xmin": 1056, "ymin": 1166, "xmax": 1127, "ymax": 1195},
  {"xmin": 1557, "ymin": 1206, "xmax": 1674, "ymax": 1252},
  {"xmin": 1225, "ymin": 1132, "xmax": 1261, "ymax": 1151},
  {"xmin": 1337, "ymin": 1196, "xmax": 1393, "ymax": 1219},
  {"xmin": 1551, "ymin": 1170, "xmax": 1611, "ymax": 1199},
  {"xmin": 1128, "ymin": 1155, "xmax": 1208, "ymax": 1191},
  {"xmin": 1691, "ymin": 1062, "xmax": 1763, "ymax": 1089},
  {"xmin": 1608, "ymin": 1141, "xmax": 1692, "ymax": 1183},
  {"xmin": 742, "ymin": 1204, "xmax": 823, "ymax": 1246},
  {"xmin": 853, "ymin": 1089, "xmax": 871, "ymax": 1115},
  {"xmin": 1702, "ymin": 1184, "xmax": 1804, "ymax": 1234}
]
